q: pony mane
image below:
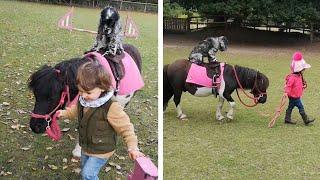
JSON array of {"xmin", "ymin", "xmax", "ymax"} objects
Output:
[
  {"xmin": 28, "ymin": 65, "xmax": 59, "ymax": 92},
  {"xmin": 28, "ymin": 57, "xmax": 84, "ymax": 95},
  {"xmin": 234, "ymin": 65, "xmax": 269, "ymax": 90}
]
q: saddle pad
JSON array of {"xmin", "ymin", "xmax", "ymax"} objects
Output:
[
  {"xmin": 85, "ymin": 52, "xmax": 144, "ymax": 95},
  {"xmin": 186, "ymin": 63, "xmax": 224, "ymax": 88},
  {"xmin": 186, "ymin": 63, "xmax": 214, "ymax": 87}
]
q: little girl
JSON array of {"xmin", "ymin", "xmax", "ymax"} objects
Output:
[
  {"xmin": 57, "ymin": 61, "xmax": 143, "ymax": 179},
  {"xmin": 284, "ymin": 51, "xmax": 315, "ymax": 125}
]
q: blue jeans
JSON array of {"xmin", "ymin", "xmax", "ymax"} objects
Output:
[
  {"xmin": 81, "ymin": 153, "xmax": 108, "ymax": 180},
  {"xmin": 287, "ymin": 97, "xmax": 305, "ymax": 113}
]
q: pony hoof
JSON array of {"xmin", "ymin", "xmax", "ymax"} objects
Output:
[
  {"xmin": 177, "ymin": 114, "xmax": 187, "ymax": 120},
  {"xmin": 216, "ymin": 116, "xmax": 225, "ymax": 121},
  {"xmin": 227, "ymin": 115, "xmax": 234, "ymax": 120}
]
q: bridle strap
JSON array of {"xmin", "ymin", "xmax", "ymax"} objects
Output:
[
  {"xmin": 232, "ymin": 66, "xmax": 266, "ymax": 107},
  {"xmin": 252, "ymin": 71, "xmax": 267, "ymax": 96},
  {"xmin": 30, "ymin": 88, "xmax": 68, "ymax": 119},
  {"xmin": 30, "ymin": 85, "xmax": 71, "ymax": 141}
]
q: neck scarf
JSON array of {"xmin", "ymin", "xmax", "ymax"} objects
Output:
[{"xmin": 79, "ymin": 90, "xmax": 114, "ymax": 108}]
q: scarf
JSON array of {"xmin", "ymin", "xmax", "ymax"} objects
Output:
[{"xmin": 79, "ymin": 90, "xmax": 114, "ymax": 108}]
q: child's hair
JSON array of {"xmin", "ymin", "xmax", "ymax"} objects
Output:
[{"xmin": 76, "ymin": 61, "xmax": 111, "ymax": 92}]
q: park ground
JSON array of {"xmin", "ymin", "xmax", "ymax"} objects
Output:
[{"xmin": 164, "ymin": 27, "xmax": 320, "ymax": 179}]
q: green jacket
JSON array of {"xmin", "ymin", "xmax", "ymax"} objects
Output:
[{"xmin": 78, "ymin": 100, "xmax": 117, "ymax": 154}]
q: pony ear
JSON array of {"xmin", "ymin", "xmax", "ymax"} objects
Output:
[{"xmin": 28, "ymin": 65, "xmax": 53, "ymax": 90}]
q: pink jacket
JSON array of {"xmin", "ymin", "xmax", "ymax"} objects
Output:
[{"xmin": 284, "ymin": 73, "xmax": 305, "ymax": 98}]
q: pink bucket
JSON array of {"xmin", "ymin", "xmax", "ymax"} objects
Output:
[{"xmin": 127, "ymin": 157, "xmax": 158, "ymax": 180}]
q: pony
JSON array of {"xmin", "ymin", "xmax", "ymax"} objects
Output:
[
  {"xmin": 28, "ymin": 44, "xmax": 142, "ymax": 157},
  {"xmin": 163, "ymin": 59, "xmax": 269, "ymax": 120}
]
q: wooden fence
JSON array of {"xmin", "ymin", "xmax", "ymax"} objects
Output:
[
  {"xmin": 164, "ymin": 17, "xmax": 228, "ymax": 32},
  {"xmin": 19, "ymin": 0, "xmax": 157, "ymax": 13},
  {"xmin": 163, "ymin": 17, "xmax": 190, "ymax": 32}
]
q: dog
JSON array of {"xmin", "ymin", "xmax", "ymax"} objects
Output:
[
  {"xmin": 189, "ymin": 36, "xmax": 228, "ymax": 64},
  {"xmin": 91, "ymin": 6, "xmax": 124, "ymax": 57}
]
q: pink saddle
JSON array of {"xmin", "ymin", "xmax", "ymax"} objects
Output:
[
  {"xmin": 127, "ymin": 157, "xmax": 158, "ymax": 180},
  {"xmin": 84, "ymin": 52, "xmax": 144, "ymax": 95},
  {"xmin": 186, "ymin": 63, "xmax": 224, "ymax": 88}
]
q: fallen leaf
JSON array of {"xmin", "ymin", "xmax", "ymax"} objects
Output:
[
  {"xmin": 7, "ymin": 157, "xmax": 14, "ymax": 163},
  {"xmin": 63, "ymin": 119, "xmax": 70, "ymax": 124},
  {"xmin": 2, "ymin": 102, "xmax": 10, "ymax": 106},
  {"xmin": 63, "ymin": 166, "xmax": 68, "ymax": 170},
  {"xmin": 44, "ymin": 155, "xmax": 48, "ymax": 160},
  {"xmin": 16, "ymin": 109, "xmax": 27, "ymax": 114},
  {"xmin": 118, "ymin": 156, "xmax": 125, "ymax": 160},
  {"xmin": 61, "ymin": 128, "xmax": 70, "ymax": 132},
  {"xmin": 11, "ymin": 124, "xmax": 20, "ymax": 130},
  {"xmin": 116, "ymin": 165, "xmax": 121, "ymax": 170},
  {"xmin": 73, "ymin": 168, "xmax": 81, "ymax": 174},
  {"xmin": 63, "ymin": 158, "xmax": 68, "ymax": 163},
  {"xmin": 48, "ymin": 164, "xmax": 58, "ymax": 170},
  {"xmin": 67, "ymin": 134, "xmax": 75, "ymax": 140},
  {"xmin": 71, "ymin": 158, "xmax": 79, "ymax": 163},
  {"xmin": 46, "ymin": 147, "xmax": 53, "ymax": 150},
  {"xmin": 108, "ymin": 162, "xmax": 116, "ymax": 166},
  {"xmin": 21, "ymin": 147, "xmax": 30, "ymax": 151},
  {"xmin": 105, "ymin": 166, "xmax": 111, "ymax": 173},
  {"xmin": 116, "ymin": 171, "xmax": 123, "ymax": 175}
]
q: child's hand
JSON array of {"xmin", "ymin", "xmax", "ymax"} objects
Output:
[
  {"xmin": 283, "ymin": 93, "xmax": 288, "ymax": 98},
  {"xmin": 56, "ymin": 110, "xmax": 66, "ymax": 119},
  {"xmin": 128, "ymin": 149, "xmax": 145, "ymax": 161}
]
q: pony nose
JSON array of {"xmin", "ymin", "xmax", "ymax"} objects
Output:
[
  {"xmin": 258, "ymin": 95, "xmax": 267, "ymax": 104},
  {"xmin": 29, "ymin": 118, "xmax": 47, "ymax": 134}
]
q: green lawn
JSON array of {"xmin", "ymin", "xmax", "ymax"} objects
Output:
[
  {"xmin": 0, "ymin": 1, "xmax": 157, "ymax": 179},
  {"xmin": 164, "ymin": 45, "xmax": 320, "ymax": 179}
]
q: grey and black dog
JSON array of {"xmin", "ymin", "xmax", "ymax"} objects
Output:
[
  {"xmin": 91, "ymin": 6, "xmax": 124, "ymax": 56},
  {"xmin": 189, "ymin": 36, "xmax": 228, "ymax": 64}
]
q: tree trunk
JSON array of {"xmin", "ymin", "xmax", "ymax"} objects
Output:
[{"xmin": 310, "ymin": 23, "xmax": 314, "ymax": 43}]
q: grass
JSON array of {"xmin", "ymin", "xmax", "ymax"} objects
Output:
[
  {"xmin": 164, "ymin": 44, "xmax": 320, "ymax": 179},
  {"xmin": 0, "ymin": 1, "xmax": 157, "ymax": 179}
]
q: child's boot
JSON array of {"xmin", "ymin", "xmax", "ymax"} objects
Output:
[
  {"xmin": 284, "ymin": 109, "xmax": 296, "ymax": 124},
  {"xmin": 300, "ymin": 111, "xmax": 315, "ymax": 125}
]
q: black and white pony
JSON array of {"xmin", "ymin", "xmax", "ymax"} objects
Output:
[
  {"xmin": 28, "ymin": 44, "xmax": 142, "ymax": 157},
  {"xmin": 163, "ymin": 59, "xmax": 269, "ymax": 120}
]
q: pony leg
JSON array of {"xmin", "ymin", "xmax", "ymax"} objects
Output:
[
  {"xmin": 227, "ymin": 101, "xmax": 236, "ymax": 120},
  {"xmin": 216, "ymin": 96, "xmax": 225, "ymax": 121},
  {"xmin": 174, "ymin": 92, "xmax": 187, "ymax": 120},
  {"xmin": 72, "ymin": 136, "xmax": 81, "ymax": 158},
  {"xmin": 114, "ymin": 93, "xmax": 134, "ymax": 107},
  {"xmin": 176, "ymin": 105, "xmax": 187, "ymax": 119}
]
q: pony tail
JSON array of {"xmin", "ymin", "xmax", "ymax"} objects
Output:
[{"xmin": 163, "ymin": 64, "xmax": 174, "ymax": 111}]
